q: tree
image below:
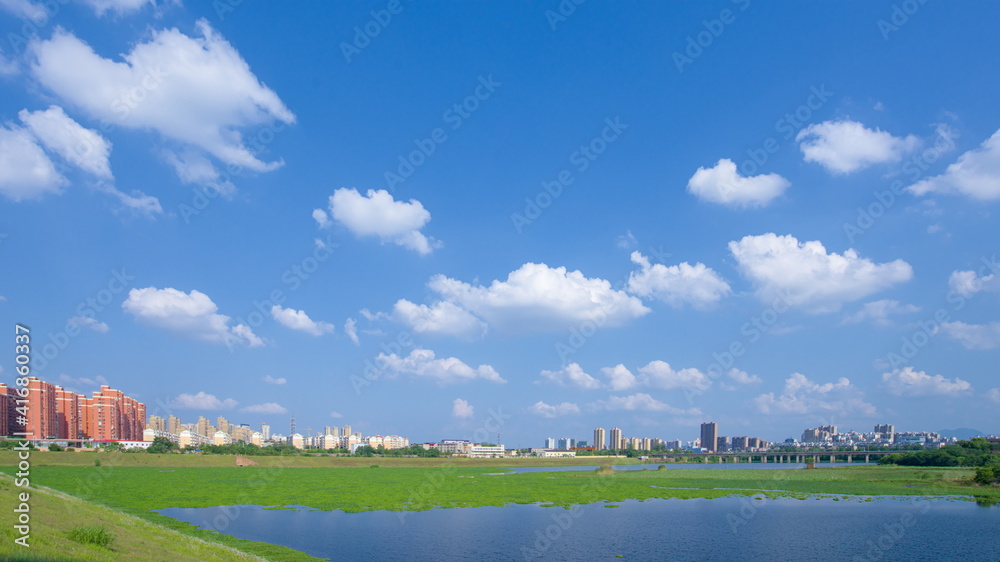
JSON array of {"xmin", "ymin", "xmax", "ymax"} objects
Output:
[{"xmin": 146, "ymin": 436, "xmax": 178, "ymax": 454}]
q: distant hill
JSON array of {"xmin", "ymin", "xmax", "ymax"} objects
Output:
[{"xmin": 938, "ymin": 428, "xmax": 989, "ymax": 440}]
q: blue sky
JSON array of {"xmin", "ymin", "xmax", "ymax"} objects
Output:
[{"xmin": 1, "ymin": 0, "xmax": 999, "ymax": 448}]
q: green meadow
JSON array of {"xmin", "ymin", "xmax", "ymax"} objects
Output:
[{"xmin": 1, "ymin": 452, "xmax": 997, "ymax": 561}]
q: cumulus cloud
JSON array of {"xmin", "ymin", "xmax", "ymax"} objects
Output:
[
  {"xmin": 162, "ymin": 149, "xmax": 236, "ymax": 198},
  {"xmin": 391, "ymin": 299, "xmax": 487, "ymax": 339},
  {"xmin": 528, "ymin": 400, "xmax": 580, "ymax": 418},
  {"xmin": 948, "ymin": 268, "xmax": 1000, "ymax": 299},
  {"xmin": 754, "ymin": 373, "xmax": 876, "ymax": 417},
  {"xmin": 538, "ymin": 363, "xmax": 602, "ymax": 390},
  {"xmin": 170, "ymin": 391, "xmax": 237, "ymax": 410},
  {"xmin": 79, "ymin": 0, "xmax": 155, "ymax": 17},
  {"xmin": 729, "ymin": 233, "xmax": 912, "ymax": 313},
  {"xmin": 908, "ymin": 129, "xmax": 1000, "ymax": 200},
  {"xmin": 588, "ymin": 393, "xmax": 699, "ymax": 414},
  {"xmin": 882, "ymin": 367, "xmax": 972, "ymax": 397},
  {"xmin": 627, "ymin": 252, "xmax": 730, "ymax": 308},
  {"xmin": 344, "ymin": 317, "xmax": 360, "ymax": 345},
  {"xmin": 377, "ymin": 348, "xmax": 506, "ymax": 384},
  {"xmin": 0, "ymin": 124, "xmax": 66, "ymax": 201},
  {"xmin": 727, "ymin": 368, "xmax": 762, "ymax": 385},
  {"xmin": 19, "ymin": 106, "xmax": 112, "ymax": 179},
  {"xmin": 601, "ymin": 364, "xmax": 637, "ymax": 391},
  {"xmin": 842, "ymin": 299, "xmax": 920, "ymax": 326},
  {"xmin": 686, "ymin": 158, "xmax": 790, "ymax": 207},
  {"xmin": 938, "ymin": 321, "xmax": 1000, "ymax": 350},
  {"xmin": 987, "ymin": 388, "xmax": 1000, "ymax": 404},
  {"xmin": 263, "ymin": 375, "xmax": 286, "ymax": 385},
  {"xmin": 0, "ymin": 0, "xmax": 45, "ymax": 19},
  {"xmin": 797, "ymin": 119, "xmax": 918, "ymax": 174},
  {"xmin": 28, "ymin": 20, "xmax": 294, "ymax": 181},
  {"xmin": 637, "ymin": 361, "xmax": 712, "ymax": 392},
  {"xmin": 330, "ymin": 411, "xmax": 344, "ymax": 419},
  {"xmin": 452, "ymin": 398, "xmax": 474, "ymax": 419},
  {"xmin": 57, "ymin": 373, "xmax": 109, "ymax": 390},
  {"xmin": 68, "ymin": 315, "xmax": 109, "ymax": 333},
  {"xmin": 122, "ymin": 287, "xmax": 263, "ymax": 347},
  {"xmin": 270, "ymin": 305, "xmax": 334, "ymax": 336},
  {"xmin": 241, "ymin": 402, "xmax": 287, "ymax": 414},
  {"xmin": 425, "ymin": 263, "xmax": 649, "ymax": 334},
  {"xmin": 322, "ymin": 188, "xmax": 439, "ymax": 254}
]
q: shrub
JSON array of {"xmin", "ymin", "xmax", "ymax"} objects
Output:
[
  {"xmin": 47, "ymin": 444, "xmax": 64, "ymax": 452},
  {"xmin": 68, "ymin": 525, "xmax": 115, "ymax": 548},
  {"xmin": 94, "ymin": 458, "xmax": 101, "ymax": 467},
  {"xmin": 973, "ymin": 466, "xmax": 999, "ymax": 486}
]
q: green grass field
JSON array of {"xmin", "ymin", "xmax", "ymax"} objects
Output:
[{"xmin": 1, "ymin": 452, "xmax": 997, "ymax": 561}]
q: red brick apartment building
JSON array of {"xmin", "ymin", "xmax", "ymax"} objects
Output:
[{"xmin": 0, "ymin": 377, "xmax": 145, "ymax": 441}]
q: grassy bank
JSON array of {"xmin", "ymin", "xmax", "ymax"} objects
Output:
[{"xmin": 0, "ymin": 473, "xmax": 314, "ymax": 561}]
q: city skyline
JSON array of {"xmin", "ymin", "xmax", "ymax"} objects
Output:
[{"xmin": 1, "ymin": 3, "xmax": 999, "ymax": 447}]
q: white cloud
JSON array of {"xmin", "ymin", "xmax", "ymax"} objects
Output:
[
  {"xmin": 57, "ymin": 373, "xmax": 109, "ymax": 389},
  {"xmin": 241, "ymin": 402, "xmax": 287, "ymax": 414},
  {"xmin": 0, "ymin": 50, "xmax": 17, "ymax": 76},
  {"xmin": 19, "ymin": 106, "xmax": 112, "ymax": 179},
  {"xmin": 162, "ymin": 149, "xmax": 236, "ymax": 197},
  {"xmin": 262, "ymin": 375, "xmax": 286, "ymax": 385},
  {"xmin": 312, "ymin": 208, "xmax": 332, "ymax": 228},
  {"xmin": 170, "ymin": 391, "xmax": 237, "ymax": 410},
  {"xmin": 528, "ymin": 400, "xmax": 580, "ymax": 418},
  {"xmin": 329, "ymin": 411, "xmax": 344, "ymax": 419},
  {"xmin": 727, "ymin": 368, "xmax": 762, "ymax": 385},
  {"xmin": 616, "ymin": 229, "xmax": 637, "ymax": 249},
  {"xmin": 754, "ymin": 373, "xmax": 876, "ymax": 416},
  {"xmin": 881, "ymin": 367, "xmax": 972, "ymax": 397},
  {"xmin": 325, "ymin": 188, "xmax": 439, "ymax": 254},
  {"xmin": 686, "ymin": 158, "xmax": 790, "ymax": 207},
  {"xmin": 377, "ymin": 348, "xmax": 506, "ymax": 385},
  {"xmin": 627, "ymin": 252, "xmax": 730, "ymax": 308},
  {"xmin": 0, "ymin": 124, "xmax": 66, "ymax": 201},
  {"xmin": 122, "ymin": 287, "xmax": 263, "ymax": 347},
  {"xmin": 908, "ymin": 129, "xmax": 1000, "ymax": 200},
  {"xmin": 452, "ymin": 398, "xmax": 474, "ymax": 419},
  {"xmin": 426, "ymin": 263, "xmax": 649, "ymax": 333},
  {"xmin": 939, "ymin": 321, "xmax": 1000, "ymax": 350},
  {"xmin": 538, "ymin": 363, "xmax": 602, "ymax": 390},
  {"xmin": 729, "ymin": 233, "xmax": 912, "ymax": 313},
  {"xmin": 391, "ymin": 299, "xmax": 487, "ymax": 339},
  {"xmin": 68, "ymin": 316, "xmax": 109, "ymax": 333},
  {"xmin": 28, "ymin": 21, "xmax": 294, "ymax": 176},
  {"xmin": 601, "ymin": 364, "xmax": 637, "ymax": 391},
  {"xmin": 637, "ymin": 360, "xmax": 712, "ymax": 392},
  {"xmin": 948, "ymin": 269, "xmax": 1000, "ymax": 299},
  {"xmin": 987, "ymin": 388, "xmax": 1000, "ymax": 404},
  {"xmin": 842, "ymin": 299, "xmax": 920, "ymax": 326},
  {"xmin": 344, "ymin": 317, "xmax": 360, "ymax": 345},
  {"xmin": 797, "ymin": 119, "xmax": 918, "ymax": 174},
  {"xmin": 0, "ymin": 0, "xmax": 45, "ymax": 19},
  {"xmin": 79, "ymin": 0, "xmax": 154, "ymax": 17},
  {"xmin": 270, "ymin": 305, "xmax": 334, "ymax": 336},
  {"xmin": 588, "ymin": 393, "xmax": 698, "ymax": 414}
]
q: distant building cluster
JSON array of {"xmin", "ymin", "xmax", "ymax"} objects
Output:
[
  {"xmin": 0, "ymin": 377, "xmax": 145, "ymax": 441},
  {"xmin": 794, "ymin": 424, "xmax": 954, "ymax": 448}
]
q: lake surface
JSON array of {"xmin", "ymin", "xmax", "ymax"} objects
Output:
[
  {"xmin": 157, "ymin": 495, "xmax": 1000, "ymax": 561},
  {"xmin": 505, "ymin": 461, "xmax": 871, "ymax": 473}
]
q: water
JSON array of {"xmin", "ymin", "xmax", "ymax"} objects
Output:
[
  {"xmin": 157, "ymin": 496, "xmax": 1000, "ymax": 561},
  {"xmin": 505, "ymin": 461, "xmax": 871, "ymax": 473}
]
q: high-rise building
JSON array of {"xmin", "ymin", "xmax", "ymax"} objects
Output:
[
  {"xmin": 168, "ymin": 415, "xmax": 182, "ymax": 435},
  {"xmin": 26, "ymin": 378, "xmax": 58, "ymax": 439},
  {"xmin": 716, "ymin": 436, "xmax": 729, "ymax": 452},
  {"xmin": 0, "ymin": 384, "xmax": 18, "ymax": 437},
  {"xmin": 594, "ymin": 427, "xmax": 606, "ymax": 450},
  {"xmin": 609, "ymin": 427, "xmax": 622, "ymax": 451},
  {"xmin": 874, "ymin": 424, "xmax": 895, "ymax": 440},
  {"xmin": 261, "ymin": 423, "xmax": 271, "ymax": 441},
  {"xmin": 700, "ymin": 422, "xmax": 718, "ymax": 453},
  {"xmin": 197, "ymin": 416, "xmax": 211, "ymax": 438},
  {"xmin": 545, "ymin": 437, "xmax": 556, "ymax": 449},
  {"xmin": 641, "ymin": 438, "xmax": 652, "ymax": 451},
  {"xmin": 217, "ymin": 417, "xmax": 231, "ymax": 435},
  {"xmin": 732, "ymin": 436, "xmax": 748, "ymax": 450},
  {"xmin": 147, "ymin": 415, "xmax": 166, "ymax": 432},
  {"xmin": 55, "ymin": 387, "xmax": 82, "ymax": 439},
  {"xmin": 342, "ymin": 425, "xmax": 352, "ymax": 438},
  {"xmin": 630, "ymin": 437, "xmax": 640, "ymax": 449}
]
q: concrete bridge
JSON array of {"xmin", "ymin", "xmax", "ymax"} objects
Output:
[{"xmin": 649, "ymin": 450, "xmax": 909, "ymax": 464}]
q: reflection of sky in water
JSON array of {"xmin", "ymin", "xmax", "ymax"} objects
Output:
[{"xmin": 157, "ymin": 496, "xmax": 1000, "ymax": 561}]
